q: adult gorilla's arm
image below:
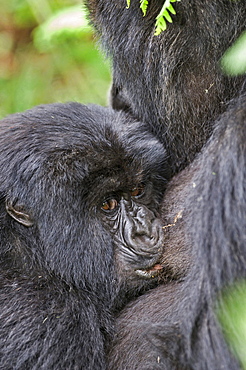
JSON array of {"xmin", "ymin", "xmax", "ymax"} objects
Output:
[
  {"xmin": 107, "ymin": 95, "xmax": 246, "ymax": 369},
  {"xmin": 108, "ymin": 283, "xmax": 239, "ymax": 370}
]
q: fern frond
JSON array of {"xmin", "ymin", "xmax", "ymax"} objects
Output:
[
  {"xmin": 155, "ymin": 0, "xmax": 180, "ymax": 36},
  {"xmin": 140, "ymin": 0, "xmax": 149, "ymax": 16},
  {"xmin": 126, "ymin": 0, "xmax": 181, "ymax": 35}
]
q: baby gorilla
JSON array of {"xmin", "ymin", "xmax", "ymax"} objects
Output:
[{"xmin": 0, "ymin": 102, "xmax": 168, "ymax": 369}]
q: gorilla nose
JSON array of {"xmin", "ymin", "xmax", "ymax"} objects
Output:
[
  {"xmin": 130, "ymin": 228, "xmax": 162, "ymax": 256},
  {"xmin": 133, "ymin": 233, "xmax": 156, "ymax": 247},
  {"xmin": 131, "ymin": 216, "xmax": 162, "ymax": 246}
]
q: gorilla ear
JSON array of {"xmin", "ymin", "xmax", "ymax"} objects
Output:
[{"xmin": 5, "ymin": 199, "xmax": 34, "ymax": 227}]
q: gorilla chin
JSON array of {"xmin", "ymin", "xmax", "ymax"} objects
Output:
[{"xmin": 135, "ymin": 263, "xmax": 164, "ymax": 279}]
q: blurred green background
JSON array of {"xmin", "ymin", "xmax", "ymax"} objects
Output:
[
  {"xmin": 0, "ymin": 0, "xmax": 111, "ymax": 118},
  {"xmin": 217, "ymin": 281, "xmax": 246, "ymax": 369}
]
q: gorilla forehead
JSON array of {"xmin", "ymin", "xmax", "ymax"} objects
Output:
[{"xmin": 0, "ymin": 102, "xmax": 166, "ymax": 192}]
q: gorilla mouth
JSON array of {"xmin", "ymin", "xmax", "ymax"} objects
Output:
[{"xmin": 135, "ymin": 263, "xmax": 163, "ymax": 278}]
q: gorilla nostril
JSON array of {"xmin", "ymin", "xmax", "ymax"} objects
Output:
[
  {"xmin": 133, "ymin": 233, "xmax": 159, "ymax": 249},
  {"xmin": 136, "ymin": 234, "xmax": 149, "ymax": 244}
]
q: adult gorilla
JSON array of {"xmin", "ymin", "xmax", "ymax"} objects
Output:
[
  {"xmin": 85, "ymin": 1, "xmax": 246, "ymax": 368},
  {"xmin": 86, "ymin": 0, "xmax": 246, "ymax": 173},
  {"xmin": 108, "ymin": 94, "xmax": 246, "ymax": 369}
]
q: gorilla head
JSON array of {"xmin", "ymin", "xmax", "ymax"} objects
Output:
[{"xmin": 1, "ymin": 103, "xmax": 168, "ymax": 295}]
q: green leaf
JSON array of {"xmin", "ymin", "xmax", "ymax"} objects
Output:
[
  {"xmin": 217, "ymin": 281, "xmax": 246, "ymax": 369},
  {"xmin": 33, "ymin": 5, "xmax": 90, "ymax": 52},
  {"xmin": 140, "ymin": 0, "xmax": 149, "ymax": 16},
  {"xmin": 167, "ymin": 4, "xmax": 176, "ymax": 15},
  {"xmin": 221, "ymin": 30, "xmax": 246, "ymax": 76},
  {"xmin": 126, "ymin": 0, "xmax": 181, "ymax": 35},
  {"xmin": 155, "ymin": 0, "xmax": 181, "ymax": 36},
  {"xmin": 154, "ymin": 20, "xmax": 167, "ymax": 36},
  {"xmin": 163, "ymin": 9, "xmax": 173, "ymax": 23}
]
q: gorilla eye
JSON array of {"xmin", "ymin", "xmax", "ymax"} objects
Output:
[
  {"xmin": 130, "ymin": 184, "xmax": 145, "ymax": 198},
  {"xmin": 101, "ymin": 198, "xmax": 118, "ymax": 212}
]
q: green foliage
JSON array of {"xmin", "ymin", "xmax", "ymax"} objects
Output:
[
  {"xmin": 126, "ymin": 0, "xmax": 131, "ymax": 9},
  {"xmin": 154, "ymin": 0, "xmax": 181, "ymax": 35},
  {"xmin": 126, "ymin": 0, "xmax": 181, "ymax": 35},
  {"xmin": 221, "ymin": 30, "xmax": 246, "ymax": 76},
  {"xmin": 217, "ymin": 281, "xmax": 246, "ymax": 369},
  {"xmin": 140, "ymin": 0, "xmax": 149, "ymax": 17},
  {"xmin": 0, "ymin": 0, "xmax": 111, "ymax": 118},
  {"xmin": 33, "ymin": 5, "xmax": 91, "ymax": 51}
]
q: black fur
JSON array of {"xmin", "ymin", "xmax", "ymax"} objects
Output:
[
  {"xmin": 0, "ymin": 102, "xmax": 168, "ymax": 369},
  {"xmin": 85, "ymin": 0, "xmax": 246, "ymax": 174},
  {"xmin": 85, "ymin": 0, "xmax": 246, "ymax": 368},
  {"xmin": 108, "ymin": 95, "xmax": 246, "ymax": 369}
]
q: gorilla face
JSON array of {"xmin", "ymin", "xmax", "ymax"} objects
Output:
[{"xmin": 99, "ymin": 175, "xmax": 165, "ymax": 282}]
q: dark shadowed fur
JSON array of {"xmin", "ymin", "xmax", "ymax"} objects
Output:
[
  {"xmin": 85, "ymin": 0, "xmax": 246, "ymax": 174},
  {"xmin": 0, "ymin": 102, "xmax": 168, "ymax": 369},
  {"xmin": 108, "ymin": 94, "xmax": 246, "ymax": 369},
  {"xmin": 85, "ymin": 0, "xmax": 246, "ymax": 368}
]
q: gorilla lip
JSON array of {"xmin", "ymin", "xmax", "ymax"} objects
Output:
[{"xmin": 135, "ymin": 263, "xmax": 163, "ymax": 278}]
